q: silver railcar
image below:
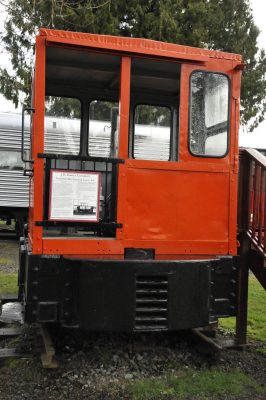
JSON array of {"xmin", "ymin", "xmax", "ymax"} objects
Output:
[{"xmin": 0, "ymin": 113, "xmax": 30, "ymax": 234}]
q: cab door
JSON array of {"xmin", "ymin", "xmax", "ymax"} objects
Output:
[{"xmin": 119, "ymin": 59, "xmax": 235, "ymax": 256}]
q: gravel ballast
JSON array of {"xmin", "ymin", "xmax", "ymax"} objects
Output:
[{"xmin": 0, "ymin": 239, "xmax": 265, "ymax": 399}]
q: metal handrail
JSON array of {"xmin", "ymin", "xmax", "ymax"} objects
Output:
[{"xmin": 21, "ymin": 107, "xmax": 35, "ymax": 163}]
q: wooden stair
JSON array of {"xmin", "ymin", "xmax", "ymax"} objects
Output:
[{"xmin": 236, "ymin": 148, "xmax": 266, "ymax": 345}]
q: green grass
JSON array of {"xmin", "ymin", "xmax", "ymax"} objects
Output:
[
  {"xmin": 220, "ymin": 275, "xmax": 266, "ymax": 342},
  {"xmin": 0, "ymin": 272, "xmax": 18, "ymax": 295},
  {"xmin": 0, "ymin": 258, "xmax": 13, "ymax": 264},
  {"xmin": 129, "ymin": 276, "xmax": 266, "ymax": 399},
  {"xmin": 128, "ymin": 369, "xmax": 265, "ymax": 400}
]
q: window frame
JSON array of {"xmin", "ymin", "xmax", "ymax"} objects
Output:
[
  {"xmin": 188, "ymin": 70, "xmax": 231, "ymax": 159},
  {"xmin": 132, "ymin": 102, "xmax": 173, "ymax": 162}
]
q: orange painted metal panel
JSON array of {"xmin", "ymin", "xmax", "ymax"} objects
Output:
[
  {"xmin": 228, "ymin": 71, "xmax": 242, "ymax": 254},
  {"xmin": 116, "ymin": 57, "xmax": 131, "ymax": 240},
  {"xmin": 42, "ymin": 238, "xmax": 228, "ymax": 256},
  {"xmin": 28, "ymin": 29, "xmax": 242, "ymax": 257},
  {"xmin": 29, "ymin": 36, "xmax": 46, "ymax": 253},
  {"xmin": 39, "ymin": 28, "xmax": 243, "ymax": 64},
  {"xmin": 123, "ymin": 168, "xmax": 229, "ymax": 243}
]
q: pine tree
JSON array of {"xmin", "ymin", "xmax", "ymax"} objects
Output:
[{"xmin": 0, "ymin": 0, "xmax": 265, "ymax": 128}]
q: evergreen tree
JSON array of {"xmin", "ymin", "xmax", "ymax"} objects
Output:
[{"xmin": 0, "ymin": 0, "xmax": 265, "ymax": 128}]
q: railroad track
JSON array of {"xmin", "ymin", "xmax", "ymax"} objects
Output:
[
  {"xmin": 0, "ymin": 296, "xmax": 26, "ymax": 360},
  {"xmin": 0, "ymin": 296, "xmax": 240, "ymax": 368},
  {"xmin": 0, "ymin": 295, "xmax": 58, "ymax": 368},
  {"xmin": 0, "ymin": 229, "xmax": 17, "ymax": 240}
]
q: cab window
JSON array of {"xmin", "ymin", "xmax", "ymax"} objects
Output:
[
  {"xmin": 44, "ymin": 96, "xmax": 81, "ymax": 155},
  {"xmin": 189, "ymin": 71, "xmax": 229, "ymax": 157}
]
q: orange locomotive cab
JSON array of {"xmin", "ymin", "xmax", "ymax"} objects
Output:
[{"xmin": 19, "ymin": 29, "xmax": 243, "ymax": 331}]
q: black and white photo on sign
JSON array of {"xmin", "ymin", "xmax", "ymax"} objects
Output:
[{"xmin": 73, "ymin": 200, "xmax": 96, "ymax": 216}]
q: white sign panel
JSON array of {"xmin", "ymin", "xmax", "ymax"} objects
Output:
[{"xmin": 49, "ymin": 170, "xmax": 100, "ymax": 222}]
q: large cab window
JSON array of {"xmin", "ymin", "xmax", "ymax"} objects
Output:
[
  {"xmin": 189, "ymin": 71, "xmax": 229, "ymax": 157},
  {"xmin": 43, "ymin": 47, "xmax": 121, "ymax": 238},
  {"xmin": 44, "ymin": 96, "xmax": 81, "ymax": 155}
]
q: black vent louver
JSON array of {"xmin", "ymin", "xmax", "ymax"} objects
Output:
[{"xmin": 134, "ymin": 275, "xmax": 168, "ymax": 331}]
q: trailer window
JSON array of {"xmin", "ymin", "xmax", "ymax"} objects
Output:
[
  {"xmin": 0, "ymin": 150, "xmax": 24, "ymax": 170},
  {"xmin": 44, "ymin": 96, "xmax": 81, "ymax": 155},
  {"xmin": 189, "ymin": 72, "xmax": 229, "ymax": 157},
  {"xmin": 133, "ymin": 105, "xmax": 171, "ymax": 160},
  {"xmin": 88, "ymin": 100, "xmax": 119, "ymax": 158}
]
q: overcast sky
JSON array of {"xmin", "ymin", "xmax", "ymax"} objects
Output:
[
  {"xmin": 250, "ymin": 0, "xmax": 266, "ymax": 49},
  {"xmin": 0, "ymin": 1, "xmax": 265, "ymax": 147}
]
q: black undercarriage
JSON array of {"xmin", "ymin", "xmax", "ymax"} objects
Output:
[{"xmin": 19, "ymin": 244, "xmax": 238, "ymax": 332}]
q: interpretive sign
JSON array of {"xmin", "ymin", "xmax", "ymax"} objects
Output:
[{"xmin": 49, "ymin": 170, "xmax": 100, "ymax": 222}]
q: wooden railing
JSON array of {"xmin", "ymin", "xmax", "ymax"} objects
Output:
[
  {"xmin": 238, "ymin": 148, "xmax": 266, "ymax": 261},
  {"xmin": 236, "ymin": 148, "xmax": 266, "ymax": 345}
]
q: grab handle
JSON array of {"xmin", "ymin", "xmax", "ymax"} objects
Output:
[{"xmin": 21, "ymin": 107, "xmax": 35, "ymax": 163}]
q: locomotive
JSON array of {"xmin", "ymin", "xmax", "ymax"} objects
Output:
[{"xmin": 18, "ymin": 29, "xmax": 243, "ymax": 332}]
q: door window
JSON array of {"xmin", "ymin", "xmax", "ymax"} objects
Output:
[
  {"xmin": 189, "ymin": 71, "xmax": 229, "ymax": 157},
  {"xmin": 88, "ymin": 100, "xmax": 119, "ymax": 158},
  {"xmin": 133, "ymin": 105, "xmax": 171, "ymax": 160}
]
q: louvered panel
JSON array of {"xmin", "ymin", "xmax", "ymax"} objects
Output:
[
  {"xmin": 134, "ymin": 137, "xmax": 170, "ymax": 161},
  {"xmin": 89, "ymin": 136, "xmax": 112, "ymax": 157},
  {"xmin": 0, "ymin": 170, "xmax": 29, "ymax": 208},
  {"xmin": 134, "ymin": 275, "xmax": 168, "ymax": 331},
  {"xmin": 0, "ymin": 129, "xmax": 30, "ymax": 150}
]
